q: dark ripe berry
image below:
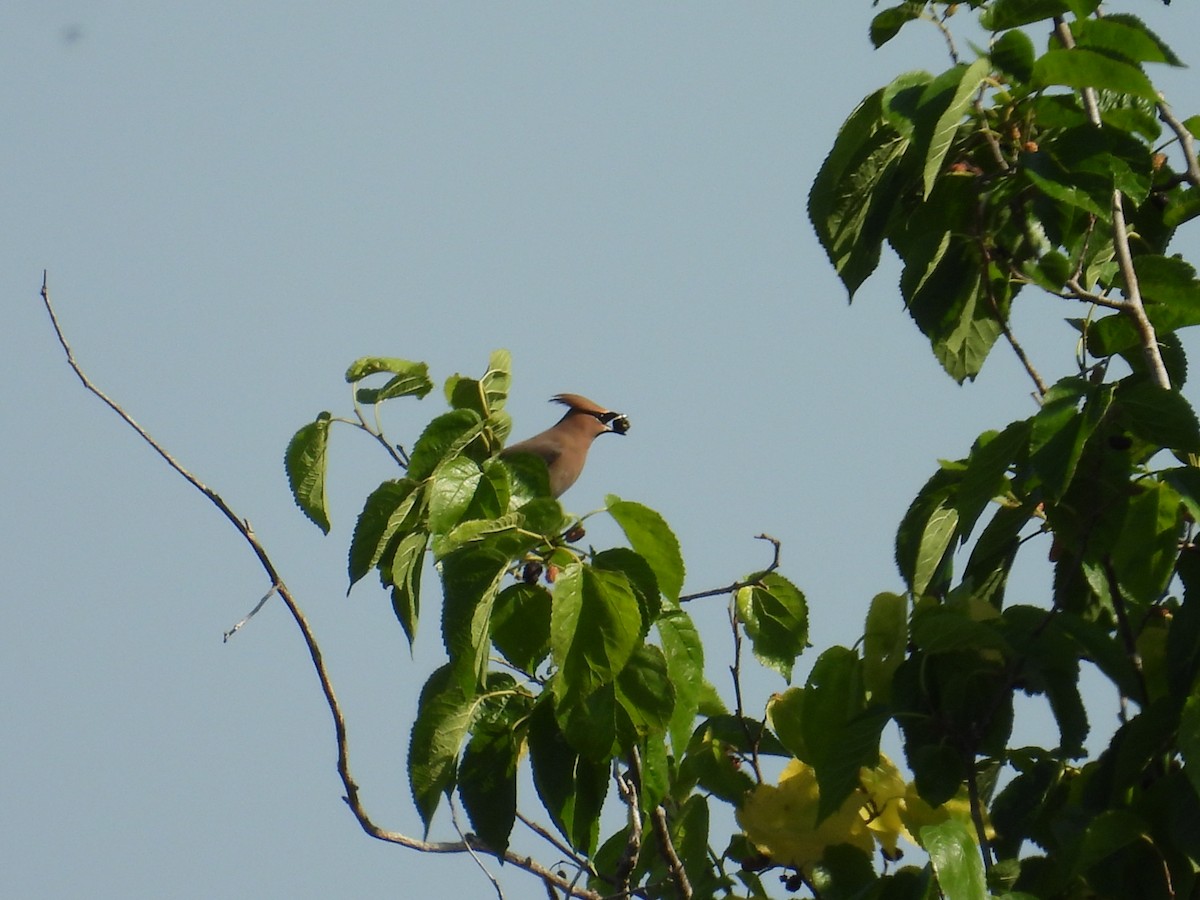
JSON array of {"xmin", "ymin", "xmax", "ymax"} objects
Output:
[
  {"xmin": 784, "ymin": 872, "xmax": 804, "ymax": 891},
  {"xmin": 564, "ymin": 523, "xmax": 586, "ymax": 543},
  {"xmin": 522, "ymin": 561, "xmax": 543, "ymax": 584}
]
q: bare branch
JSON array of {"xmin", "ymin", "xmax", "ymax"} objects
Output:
[
  {"xmin": 679, "ymin": 534, "xmax": 781, "ymax": 603},
  {"xmin": 649, "ymin": 805, "xmax": 693, "ymax": 900},
  {"xmin": 1158, "ymin": 98, "xmax": 1200, "ymax": 188},
  {"xmin": 614, "ymin": 760, "xmax": 643, "ymax": 899},
  {"xmin": 38, "ymin": 274, "xmax": 604, "ymax": 900}
]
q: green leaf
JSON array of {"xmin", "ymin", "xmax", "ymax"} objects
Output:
[
  {"xmin": 408, "ymin": 664, "xmax": 476, "ymax": 833},
  {"xmin": 500, "ymin": 452, "xmax": 553, "ymax": 506},
  {"xmin": 605, "ymin": 496, "xmax": 685, "ymax": 602},
  {"xmin": 429, "ymin": 456, "xmax": 483, "ymax": 534},
  {"xmin": 1110, "ymin": 479, "xmax": 1182, "ymax": 607},
  {"xmin": 920, "ymin": 58, "xmax": 990, "ymax": 199},
  {"xmin": 1115, "ymin": 377, "xmax": 1200, "ymax": 453},
  {"xmin": 528, "ymin": 699, "xmax": 608, "ymax": 854},
  {"xmin": 992, "ymin": 29, "xmax": 1035, "ymax": 82},
  {"xmin": 869, "ymin": 2, "xmax": 925, "ymax": 49},
  {"xmin": 593, "ymin": 547, "xmax": 661, "ymax": 635},
  {"xmin": 1071, "ymin": 15, "xmax": 1183, "ymax": 67},
  {"xmin": 613, "ymin": 644, "xmax": 676, "ymax": 746},
  {"xmin": 863, "ymin": 592, "xmax": 908, "ymax": 704},
  {"xmin": 345, "ymin": 356, "xmax": 432, "ymax": 389},
  {"xmin": 389, "ymin": 530, "xmax": 428, "ymax": 649},
  {"xmin": 407, "ymin": 409, "xmax": 484, "ymax": 481},
  {"xmin": 551, "ymin": 563, "xmax": 642, "ymax": 710},
  {"xmin": 980, "ymin": 0, "xmax": 1071, "ymax": 31},
  {"xmin": 809, "ymin": 87, "xmax": 910, "ymax": 299},
  {"xmin": 490, "ymin": 583, "xmax": 552, "ymax": 672},
  {"xmin": 347, "ymin": 479, "xmax": 422, "ymax": 589},
  {"xmin": 958, "ymin": 421, "xmax": 1029, "ymax": 540},
  {"xmin": 921, "ymin": 818, "xmax": 987, "ymax": 900},
  {"xmin": 285, "ymin": 412, "xmax": 333, "ymax": 534},
  {"xmin": 657, "ymin": 608, "xmax": 705, "ymax": 754},
  {"xmin": 458, "ymin": 726, "xmax": 519, "ymax": 855},
  {"xmin": 801, "ymin": 647, "xmax": 884, "ymax": 821},
  {"xmin": 1180, "ymin": 691, "xmax": 1200, "ymax": 801},
  {"xmin": 1087, "ymin": 256, "xmax": 1200, "ymax": 357},
  {"xmin": 734, "ymin": 573, "xmax": 809, "ymax": 682},
  {"xmin": 1029, "ymin": 377, "xmax": 1100, "ymax": 500},
  {"xmin": 1032, "ymin": 49, "xmax": 1158, "ymax": 102},
  {"xmin": 440, "ymin": 547, "xmax": 510, "ymax": 689},
  {"xmin": 897, "ymin": 468, "xmax": 960, "ymax": 602}
]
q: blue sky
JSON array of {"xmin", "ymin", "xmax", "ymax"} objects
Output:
[{"xmin": 7, "ymin": 3, "xmax": 1200, "ymax": 897}]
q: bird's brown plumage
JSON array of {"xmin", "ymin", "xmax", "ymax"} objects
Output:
[{"xmin": 501, "ymin": 394, "xmax": 628, "ymax": 497}]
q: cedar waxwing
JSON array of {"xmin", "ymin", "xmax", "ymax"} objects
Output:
[{"xmin": 501, "ymin": 394, "xmax": 630, "ymax": 497}]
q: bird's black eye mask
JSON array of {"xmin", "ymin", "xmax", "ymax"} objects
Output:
[{"xmin": 597, "ymin": 411, "xmax": 631, "ymax": 435}]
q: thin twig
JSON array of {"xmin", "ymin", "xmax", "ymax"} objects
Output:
[
  {"xmin": 223, "ymin": 581, "xmax": 279, "ymax": 641},
  {"xmin": 678, "ymin": 534, "xmax": 781, "ymax": 603},
  {"xmin": 964, "ymin": 763, "xmax": 994, "ymax": 874},
  {"xmin": 518, "ymin": 812, "xmax": 594, "ymax": 878},
  {"xmin": 38, "ymin": 274, "xmax": 604, "ymax": 900},
  {"xmin": 451, "ymin": 799, "xmax": 506, "ymax": 900},
  {"xmin": 1158, "ymin": 98, "xmax": 1200, "ymax": 187},
  {"xmin": 614, "ymin": 763, "xmax": 643, "ymax": 898},
  {"xmin": 727, "ymin": 601, "xmax": 764, "ymax": 784},
  {"xmin": 649, "ymin": 805, "xmax": 693, "ymax": 900}
]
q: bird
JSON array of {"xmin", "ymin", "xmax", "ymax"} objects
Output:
[{"xmin": 501, "ymin": 394, "xmax": 629, "ymax": 497}]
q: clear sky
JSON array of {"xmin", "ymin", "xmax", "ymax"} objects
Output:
[{"xmin": 7, "ymin": 3, "xmax": 1200, "ymax": 898}]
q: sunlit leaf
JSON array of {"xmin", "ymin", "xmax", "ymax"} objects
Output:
[{"xmin": 285, "ymin": 412, "xmax": 332, "ymax": 534}]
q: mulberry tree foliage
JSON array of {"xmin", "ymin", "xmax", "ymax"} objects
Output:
[{"xmin": 274, "ymin": 3, "xmax": 1200, "ymax": 898}]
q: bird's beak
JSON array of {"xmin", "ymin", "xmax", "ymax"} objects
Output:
[{"xmin": 601, "ymin": 411, "xmax": 630, "ymax": 435}]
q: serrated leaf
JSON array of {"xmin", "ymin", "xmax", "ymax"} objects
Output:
[
  {"xmin": 1032, "ymin": 48, "xmax": 1158, "ymax": 102},
  {"xmin": 429, "ymin": 456, "xmax": 483, "ymax": 534},
  {"xmin": 916, "ymin": 503, "xmax": 959, "ymax": 597},
  {"xmin": 344, "ymin": 356, "xmax": 432, "ymax": 390},
  {"xmin": 1116, "ymin": 377, "xmax": 1200, "ymax": 452},
  {"xmin": 606, "ymin": 495, "xmax": 685, "ymax": 602},
  {"xmin": 285, "ymin": 412, "xmax": 332, "ymax": 534},
  {"xmin": 1029, "ymin": 377, "xmax": 1098, "ymax": 500},
  {"xmin": 1071, "ymin": 14, "xmax": 1183, "ymax": 67},
  {"xmin": 863, "ymin": 593, "xmax": 908, "ymax": 704},
  {"xmin": 1110, "ymin": 480, "xmax": 1182, "ymax": 607},
  {"xmin": 490, "ymin": 583, "xmax": 552, "ymax": 672},
  {"xmin": 992, "ymin": 29, "xmax": 1035, "ymax": 82},
  {"xmin": 869, "ymin": 2, "xmax": 925, "ymax": 49},
  {"xmin": 408, "ymin": 664, "xmax": 476, "ymax": 833},
  {"xmin": 958, "ymin": 421, "xmax": 1029, "ymax": 540},
  {"xmin": 809, "ymin": 88, "xmax": 910, "ymax": 299},
  {"xmin": 348, "ymin": 479, "xmax": 422, "ymax": 589},
  {"xmin": 613, "ymin": 644, "xmax": 675, "ymax": 745},
  {"xmin": 407, "ymin": 409, "xmax": 484, "ymax": 481},
  {"xmin": 980, "ymin": 0, "xmax": 1071, "ymax": 31},
  {"xmin": 528, "ymin": 700, "xmax": 608, "ymax": 854},
  {"xmin": 921, "ymin": 58, "xmax": 990, "ymax": 198},
  {"xmin": 440, "ymin": 547, "xmax": 510, "ymax": 689},
  {"xmin": 593, "ymin": 547, "xmax": 661, "ymax": 636},
  {"xmin": 658, "ymin": 608, "xmax": 705, "ymax": 754},
  {"xmin": 458, "ymin": 727, "xmax": 518, "ymax": 855},
  {"xmin": 389, "ymin": 530, "xmax": 428, "ymax": 649},
  {"xmin": 551, "ymin": 564, "xmax": 642, "ymax": 710},
  {"xmin": 801, "ymin": 647, "xmax": 884, "ymax": 822},
  {"xmin": 734, "ymin": 573, "xmax": 809, "ymax": 682},
  {"xmin": 921, "ymin": 818, "xmax": 987, "ymax": 900}
]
